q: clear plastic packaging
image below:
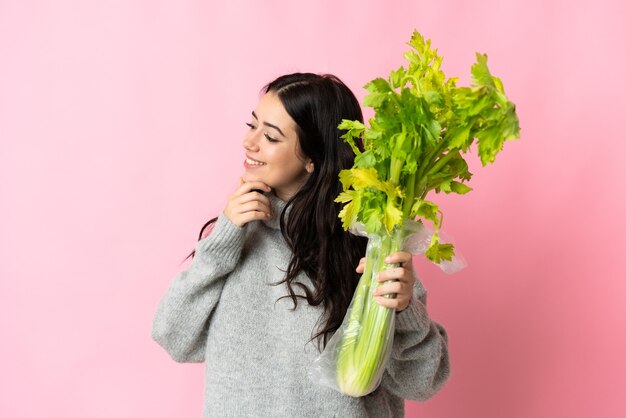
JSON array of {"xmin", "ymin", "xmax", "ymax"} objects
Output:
[
  {"xmin": 308, "ymin": 220, "xmax": 464, "ymax": 397},
  {"xmin": 350, "ymin": 220, "xmax": 467, "ymax": 274}
]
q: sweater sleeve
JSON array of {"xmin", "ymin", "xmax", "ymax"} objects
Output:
[
  {"xmin": 380, "ymin": 275, "xmax": 451, "ymax": 401},
  {"xmin": 151, "ymin": 213, "xmax": 246, "ymax": 363}
]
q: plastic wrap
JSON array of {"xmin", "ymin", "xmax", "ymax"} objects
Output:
[
  {"xmin": 350, "ymin": 220, "xmax": 466, "ymax": 274},
  {"xmin": 308, "ymin": 220, "xmax": 464, "ymax": 397}
]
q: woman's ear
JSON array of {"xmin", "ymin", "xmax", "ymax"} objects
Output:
[{"xmin": 305, "ymin": 160, "xmax": 314, "ymax": 173}]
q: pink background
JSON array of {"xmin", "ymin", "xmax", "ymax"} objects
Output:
[{"xmin": 1, "ymin": 1, "xmax": 625, "ymax": 417}]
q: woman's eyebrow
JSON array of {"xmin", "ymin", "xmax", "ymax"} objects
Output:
[{"xmin": 251, "ymin": 111, "xmax": 286, "ymax": 137}]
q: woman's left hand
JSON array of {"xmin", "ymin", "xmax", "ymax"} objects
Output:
[{"xmin": 355, "ymin": 251, "xmax": 416, "ymax": 312}]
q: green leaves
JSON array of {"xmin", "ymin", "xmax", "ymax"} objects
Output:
[
  {"xmin": 425, "ymin": 233, "xmax": 455, "ymax": 263},
  {"xmin": 471, "ymin": 53, "xmax": 498, "ymax": 88},
  {"xmin": 338, "ymin": 119, "xmax": 366, "ymax": 156},
  {"xmin": 449, "ymin": 181, "xmax": 473, "ymax": 194},
  {"xmin": 336, "ymin": 168, "xmax": 403, "ymax": 233},
  {"xmin": 467, "ymin": 53, "xmax": 520, "ymax": 166},
  {"xmin": 336, "ymin": 30, "xmax": 520, "ymax": 262},
  {"xmin": 413, "ymin": 200, "xmax": 440, "ymax": 227}
]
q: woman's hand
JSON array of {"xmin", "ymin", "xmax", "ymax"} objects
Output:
[
  {"xmin": 356, "ymin": 251, "xmax": 416, "ymax": 311},
  {"xmin": 224, "ymin": 179, "xmax": 272, "ymax": 227}
]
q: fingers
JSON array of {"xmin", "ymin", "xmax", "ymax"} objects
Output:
[
  {"xmin": 229, "ymin": 210, "xmax": 270, "ymax": 227},
  {"xmin": 236, "ymin": 191, "xmax": 272, "ymax": 207},
  {"xmin": 356, "ymin": 251, "xmax": 412, "ymax": 275},
  {"xmin": 373, "ymin": 292, "xmax": 412, "ymax": 310},
  {"xmin": 224, "ymin": 180, "xmax": 273, "ymax": 227},
  {"xmin": 372, "ymin": 251, "xmax": 416, "ymax": 311},
  {"xmin": 383, "ymin": 251, "xmax": 412, "ymax": 266},
  {"xmin": 372, "ymin": 278, "xmax": 412, "ymax": 310},
  {"xmin": 377, "ymin": 252, "xmax": 415, "ymax": 282},
  {"xmin": 236, "ymin": 199, "xmax": 272, "ymax": 218},
  {"xmin": 355, "ymin": 257, "xmax": 366, "ymax": 273},
  {"xmin": 234, "ymin": 179, "xmax": 271, "ymax": 197}
]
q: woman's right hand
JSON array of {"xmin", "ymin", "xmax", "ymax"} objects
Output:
[{"xmin": 223, "ymin": 179, "xmax": 273, "ymax": 227}]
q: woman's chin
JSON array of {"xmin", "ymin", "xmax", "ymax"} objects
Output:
[{"xmin": 241, "ymin": 172, "xmax": 256, "ymax": 182}]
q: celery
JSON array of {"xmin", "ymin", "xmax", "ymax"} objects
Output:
[
  {"xmin": 336, "ymin": 228, "xmax": 402, "ymax": 396},
  {"xmin": 333, "ymin": 30, "xmax": 520, "ymax": 396}
]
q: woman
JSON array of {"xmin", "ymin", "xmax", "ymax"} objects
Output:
[{"xmin": 152, "ymin": 73, "xmax": 450, "ymax": 417}]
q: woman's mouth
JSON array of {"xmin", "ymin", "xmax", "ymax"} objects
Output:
[{"xmin": 244, "ymin": 157, "xmax": 266, "ymax": 167}]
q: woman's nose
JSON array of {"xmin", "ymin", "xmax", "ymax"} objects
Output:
[{"xmin": 243, "ymin": 132, "xmax": 260, "ymax": 151}]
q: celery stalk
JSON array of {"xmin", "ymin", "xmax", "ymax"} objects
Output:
[{"xmin": 336, "ymin": 227, "xmax": 403, "ymax": 396}]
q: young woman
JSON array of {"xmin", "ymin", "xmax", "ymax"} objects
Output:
[{"xmin": 152, "ymin": 73, "xmax": 450, "ymax": 417}]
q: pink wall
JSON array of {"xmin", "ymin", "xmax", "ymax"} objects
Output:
[{"xmin": 1, "ymin": 1, "xmax": 625, "ymax": 417}]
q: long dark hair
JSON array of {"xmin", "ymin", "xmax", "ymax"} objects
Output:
[{"xmin": 193, "ymin": 73, "xmax": 367, "ymax": 348}]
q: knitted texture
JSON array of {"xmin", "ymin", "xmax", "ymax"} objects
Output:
[{"xmin": 152, "ymin": 193, "xmax": 450, "ymax": 417}]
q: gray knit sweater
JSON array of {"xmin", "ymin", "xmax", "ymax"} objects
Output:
[{"xmin": 152, "ymin": 193, "xmax": 450, "ymax": 418}]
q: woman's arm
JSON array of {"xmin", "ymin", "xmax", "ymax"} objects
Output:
[
  {"xmin": 152, "ymin": 181, "xmax": 271, "ymax": 362},
  {"xmin": 151, "ymin": 214, "xmax": 245, "ymax": 363}
]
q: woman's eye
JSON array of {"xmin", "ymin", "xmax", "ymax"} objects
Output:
[
  {"xmin": 264, "ymin": 133, "xmax": 278, "ymax": 143},
  {"xmin": 245, "ymin": 122, "xmax": 256, "ymax": 130}
]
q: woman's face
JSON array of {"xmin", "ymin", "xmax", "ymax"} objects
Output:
[{"xmin": 242, "ymin": 92, "xmax": 313, "ymax": 201}]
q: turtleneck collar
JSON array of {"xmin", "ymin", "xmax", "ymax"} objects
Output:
[{"xmin": 262, "ymin": 192, "xmax": 289, "ymax": 230}]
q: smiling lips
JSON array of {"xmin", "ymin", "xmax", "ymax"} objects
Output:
[{"xmin": 245, "ymin": 157, "xmax": 266, "ymax": 167}]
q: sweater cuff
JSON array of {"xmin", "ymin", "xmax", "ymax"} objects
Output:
[
  {"xmin": 195, "ymin": 213, "xmax": 246, "ymax": 264},
  {"xmin": 395, "ymin": 297, "xmax": 430, "ymax": 332}
]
